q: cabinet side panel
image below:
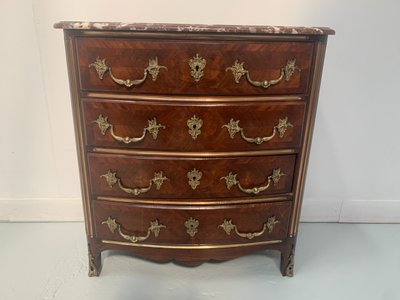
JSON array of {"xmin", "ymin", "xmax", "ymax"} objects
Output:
[
  {"xmin": 64, "ymin": 30, "xmax": 94, "ymax": 237},
  {"xmin": 290, "ymin": 38, "xmax": 328, "ymax": 235}
]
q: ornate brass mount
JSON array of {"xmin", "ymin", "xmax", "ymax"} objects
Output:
[
  {"xmin": 285, "ymin": 245, "xmax": 295, "ymax": 277},
  {"xmin": 189, "ymin": 53, "xmax": 206, "ymax": 82},
  {"xmin": 102, "ymin": 217, "xmax": 166, "ymax": 243},
  {"xmin": 187, "ymin": 168, "xmax": 202, "ymax": 190},
  {"xmin": 226, "ymin": 58, "xmax": 300, "ymax": 89},
  {"xmin": 222, "ymin": 117, "xmax": 293, "ymax": 145},
  {"xmin": 101, "ymin": 170, "xmax": 168, "ymax": 196},
  {"xmin": 93, "ymin": 114, "xmax": 165, "ymax": 144},
  {"xmin": 187, "ymin": 115, "xmax": 203, "ymax": 139},
  {"xmin": 89, "ymin": 56, "xmax": 167, "ymax": 87},
  {"xmin": 221, "ymin": 168, "xmax": 284, "ymax": 195},
  {"xmin": 218, "ymin": 216, "xmax": 279, "ymax": 239},
  {"xmin": 184, "ymin": 217, "xmax": 199, "ymax": 237},
  {"xmin": 88, "ymin": 251, "xmax": 98, "ymax": 277}
]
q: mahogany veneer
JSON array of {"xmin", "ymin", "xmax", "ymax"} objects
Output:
[
  {"xmin": 83, "ymin": 99, "xmax": 306, "ymax": 151},
  {"xmin": 76, "ymin": 38, "xmax": 313, "ymax": 95},
  {"xmin": 56, "ymin": 21, "xmax": 334, "ymax": 277},
  {"xmin": 88, "ymin": 153, "xmax": 296, "ymax": 199}
]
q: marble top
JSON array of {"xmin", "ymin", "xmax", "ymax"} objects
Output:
[{"xmin": 54, "ymin": 21, "xmax": 335, "ymax": 35}]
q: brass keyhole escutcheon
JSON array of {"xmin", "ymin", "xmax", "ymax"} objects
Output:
[
  {"xmin": 187, "ymin": 168, "xmax": 202, "ymax": 190},
  {"xmin": 187, "ymin": 115, "xmax": 203, "ymax": 140},
  {"xmin": 189, "ymin": 54, "xmax": 206, "ymax": 82},
  {"xmin": 184, "ymin": 217, "xmax": 199, "ymax": 237}
]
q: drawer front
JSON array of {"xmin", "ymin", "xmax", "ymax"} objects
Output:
[
  {"xmin": 84, "ymin": 99, "xmax": 305, "ymax": 151},
  {"xmin": 94, "ymin": 200, "xmax": 291, "ymax": 244},
  {"xmin": 88, "ymin": 153, "xmax": 296, "ymax": 200},
  {"xmin": 77, "ymin": 37, "xmax": 313, "ymax": 95}
]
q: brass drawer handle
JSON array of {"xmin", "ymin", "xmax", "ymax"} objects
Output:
[
  {"xmin": 220, "ymin": 168, "xmax": 284, "ymax": 195},
  {"xmin": 101, "ymin": 170, "xmax": 168, "ymax": 196},
  {"xmin": 89, "ymin": 56, "xmax": 167, "ymax": 87},
  {"xmin": 218, "ymin": 216, "xmax": 279, "ymax": 239},
  {"xmin": 102, "ymin": 217, "xmax": 166, "ymax": 243},
  {"xmin": 93, "ymin": 114, "xmax": 165, "ymax": 144},
  {"xmin": 222, "ymin": 117, "xmax": 293, "ymax": 145},
  {"xmin": 226, "ymin": 59, "xmax": 300, "ymax": 89}
]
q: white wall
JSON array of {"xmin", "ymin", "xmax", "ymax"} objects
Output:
[{"xmin": 1, "ymin": 0, "xmax": 399, "ymax": 222}]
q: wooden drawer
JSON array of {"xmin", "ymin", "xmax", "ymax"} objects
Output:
[
  {"xmin": 77, "ymin": 37, "xmax": 313, "ymax": 95},
  {"xmin": 84, "ymin": 98, "xmax": 305, "ymax": 151},
  {"xmin": 88, "ymin": 153, "xmax": 296, "ymax": 200},
  {"xmin": 93, "ymin": 200, "xmax": 291, "ymax": 244}
]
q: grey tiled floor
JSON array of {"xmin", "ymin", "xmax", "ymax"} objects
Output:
[{"xmin": 0, "ymin": 222, "xmax": 399, "ymax": 300}]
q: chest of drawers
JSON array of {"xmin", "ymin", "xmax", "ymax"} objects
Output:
[{"xmin": 55, "ymin": 22, "xmax": 334, "ymax": 277}]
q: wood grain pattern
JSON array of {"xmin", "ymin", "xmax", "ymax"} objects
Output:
[
  {"xmin": 59, "ymin": 25, "xmax": 332, "ymax": 277},
  {"xmin": 77, "ymin": 37, "xmax": 313, "ymax": 95},
  {"xmin": 83, "ymin": 98, "xmax": 305, "ymax": 151},
  {"xmin": 93, "ymin": 200, "xmax": 291, "ymax": 244},
  {"xmin": 88, "ymin": 153, "xmax": 296, "ymax": 200},
  {"xmin": 88, "ymin": 235, "xmax": 296, "ymax": 271}
]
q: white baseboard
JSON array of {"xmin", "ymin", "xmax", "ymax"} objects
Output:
[
  {"xmin": 338, "ymin": 199, "xmax": 400, "ymax": 223},
  {"xmin": 0, "ymin": 198, "xmax": 83, "ymax": 222},
  {"xmin": 300, "ymin": 197, "xmax": 342, "ymax": 222},
  {"xmin": 0, "ymin": 198, "xmax": 399, "ymax": 223},
  {"xmin": 301, "ymin": 198, "xmax": 400, "ymax": 223}
]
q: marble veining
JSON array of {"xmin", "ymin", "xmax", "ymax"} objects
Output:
[{"xmin": 54, "ymin": 21, "xmax": 335, "ymax": 35}]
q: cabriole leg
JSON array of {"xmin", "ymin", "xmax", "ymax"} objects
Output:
[
  {"xmin": 88, "ymin": 242, "xmax": 102, "ymax": 277},
  {"xmin": 280, "ymin": 238, "xmax": 296, "ymax": 277}
]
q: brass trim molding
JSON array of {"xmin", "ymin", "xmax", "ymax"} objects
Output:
[
  {"xmin": 85, "ymin": 92, "xmax": 303, "ymax": 102},
  {"xmin": 101, "ymin": 239, "xmax": 283, "ymax": 249},
  {"xmin": 96, "ymin": 194, "xmax": 293, "ymax": 205},
  {"xmin": 92, "ymin": 147, "xmax": 297, "ymax": 157}
]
